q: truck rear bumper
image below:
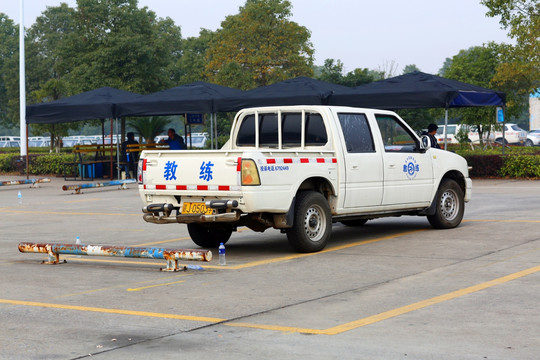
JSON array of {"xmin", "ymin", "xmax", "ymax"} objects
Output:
[{"xmin": 143, "ymin": 211, "xmax": 241, "ymax": 224}]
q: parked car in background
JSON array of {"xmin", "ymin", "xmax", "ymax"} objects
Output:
[
  {"xmin": 526, "ymin": 130, "xmax": 540, "ymax": 146},
  {"xmin": 28, "ymin": 139, "xmax": 51, "ymax": 147},
  {"xmin": 184, "ymin": 132, "xmax": 209, "ymax": 149},
  {"xmin": 493, "ymin": 124, "xmax": 527, "ymax": 145},
  {"xmin": 436, "ymin": 125, "xmax": 460, "ymax": 144},
  {"xmin": 0, "ymin": 140, "xmax": 20, "ymax": 148},
  {"xmin": 0, "ymin": 136, "xmax": 21, "ymax": 142}
]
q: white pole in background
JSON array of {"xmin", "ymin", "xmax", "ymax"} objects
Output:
[{"xmin": 19, "ymin": 0, "xmax": 27, "ymax": 157}]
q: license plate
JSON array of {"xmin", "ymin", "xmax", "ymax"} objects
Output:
[{"xmin": 181, "ymin": 202, "xmax": 213, "ymax": 215}]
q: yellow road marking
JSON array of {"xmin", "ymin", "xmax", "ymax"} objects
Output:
[
  {"xmin": 322, "ymin": 264, "xmax": 540, "ymax": 335},
  {"xmin": 464, "ymin": 219, "xmax": 540, "ymax": 223},
  {"xmin": 0, "ymin": 299, "xmax": 224, "ymax": 323},
  {"xmin": 226, "ymin": 229, "xmax": 427, "ymax": 270},
  {"xmin": 0, "ymin": 209, "xmax": 139, "ymax": 216},
  {"xmin": 63, "ymin": 198, "xmax": 103, "ymax": 204},
  {"xmin": 1, "ymin": 264, "xmax": 538, "ymax": 335},
  {"xmin": 57, "ymin": 274, "xmax": 191, "ymax": 298},
  {"xmin": 127, "ymin": 280, "xmax": 186, "ymax": 291},
  {"xmin": 135, "ymin": 238, "xmax": 191, "ymax": 247}
]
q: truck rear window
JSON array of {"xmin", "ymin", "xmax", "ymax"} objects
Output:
[{"xmin": 236, "ymin": 112, "xmax": 327, "ymax": 148}]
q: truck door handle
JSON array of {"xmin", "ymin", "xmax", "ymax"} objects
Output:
[{"xmin": 388, "ymin": 164, "xmax": 396, "ymax": 169}]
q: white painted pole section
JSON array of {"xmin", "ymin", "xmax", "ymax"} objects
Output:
[{"xmin": 19, "ymin": 0, "xmax": 27, "ymax": 157}]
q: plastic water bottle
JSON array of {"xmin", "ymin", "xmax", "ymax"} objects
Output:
[
  {"xmin": 17, "ymin": 191, "xmax": 22, "ymax": 205},
  {"xmin": 186, "ymin": 264, "xmax": 204, "ymax": 270},
  {"xmin": 219, "ymin": 243, "xmax": 226, "ymax": 265},
  {"xmin": 76, "ymin": 236, "xmax": 81, "ymax": 257}
]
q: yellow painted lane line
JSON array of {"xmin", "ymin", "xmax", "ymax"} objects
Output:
[
  {"xmin": 321, "ymin": 264, "xmax": 540, "ymax": 335},
  {"xmin": 127, "ymin": 280, "xmax": 186, "ymax": 291},
  {"xmin": 57, "ymin": 274, "xmax": 192, "ymax": 298},
  {"xmin": 464, "ymin": 219, "xmax": 540, "ymax": 223},
  {"xmin": 0, "ymin": 299, "xmax": 224, "ymax": 323},
  {"xmin": 1, "ymin": 264, "xmax": 539, "ymax": 335},
  {"xmin": 0, "ymin": 209, "xmax": 139, "ymax": 216},
  {"xmin": 135, "ymin": 237, "xmax": 191, "ymax": 247},
  {"xmin": 227, "ymin": 229, "xmax": 427, "ymax": 270}
]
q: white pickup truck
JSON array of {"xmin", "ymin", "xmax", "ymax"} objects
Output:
[{"xmin": 138, "ymin": 106, "xmax": 472, "ymax": 253}]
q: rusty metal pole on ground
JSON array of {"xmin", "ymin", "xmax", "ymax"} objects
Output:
[
  {"xmin": 18, "ymin": 242, "xmax": 212, "ymax": 271},
  {"xmin": 0, "ymin": 178, "xmax": 51, "ymax": 187},
  {"xmin": 62, "ymin": 179, "xmax": 136, "ymax": 194}
]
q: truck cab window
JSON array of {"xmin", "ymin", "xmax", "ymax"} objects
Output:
[
  {"xmin": 282, "ymin": 113, "xmax": 302, "ymax": 147},
  {"xmin": 236, "ymin": 114, "xmax": 256, "ymax": 146},
  {"xmin": 338, "ymin": 113, "xmax": 375, "ymax": 153},
  {"xmin": 375, "ymin": 114, "xmax": 418, "ymax": 152},
  {"xmin": 259, "ymin": 113, "xmax": 278, "ymax": 147},
  {"xmin": 305, "ymin": 113, "xmax": 327, "ymax": 146}
]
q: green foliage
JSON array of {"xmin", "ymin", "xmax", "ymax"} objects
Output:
[
  {"xmin": 58, "ymin": 0, "xmax": 182, "ymax": 94},
  {"xmin": 27, "ymin": 153, "xmax": 73, "ymax": 175},
  {"xmin": 500, "ymin": 155, "xmax": 540, "ymax": 178},
  {"xmin": 0, "ymin": 154, "xmax": 14, "ymax": 172},
  {"xmin": 127, "ymin": 116, "xmax": 170, "ymax": 143},
  {"xmin": 205, "ymin": 0, "xmax": 314, "ymax": 90},
  {"xmin": 0, "ymin": 14, "xmax": 20, "ymax": 126},
  {"xmin": 315, "ymin": 58, "xmax": 377, "ymax": 87},
  {"xmin": 455, "ymin": 126, "xmax": 470, "ymax": 145},
  {"xmin": 481, "ymin": 0, "xmax": 540, "ymax": 93},
  {"xmin": 175, "ymin": 29, "xmax": 214, "ymax": 84}
]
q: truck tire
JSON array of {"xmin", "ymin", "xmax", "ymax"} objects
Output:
[
  {"xmin": 187, "ymin": 223, "xmax": 233, "ymax": 248},
  {"xmin": 427, "ymin": 178, "xmax": 464, "ymax": 229},
  {"xmin": 286, "ymin": 191, "xmax": 332, "ymax": 253}
]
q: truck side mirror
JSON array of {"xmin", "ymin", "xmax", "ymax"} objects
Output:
[{"xmin": 420, "ymin": 135, "xmax": 431, "ymax": 150}]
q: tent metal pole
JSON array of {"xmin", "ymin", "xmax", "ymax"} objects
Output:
[
  {"xmin": 444, "ymin": 108, "xmax": 448, "ymax": 150},
  {"xmin": 109, "ymin": 119, "xmax": 113, "ymax": 179},
  {"xmin": 214, "ymin": 113, "xmax": 218, "ymax": 149},
  {"xmin": 210, "ymin": 113, "xmax": 214, "ymax": 150},
  {"xmin": 116, "ymin": 118, "xmax": 121, "ymax": 179}
]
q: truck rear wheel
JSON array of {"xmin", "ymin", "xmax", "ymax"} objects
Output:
[
  {"xmin": 427, "ymin": 178, "xmax": 464, "ymax": 229},
  {"xmin": 187, "ymin": 223, "xmax": 233, "ymax": 248},
  {"xmin": 286, "ymin": 191, "xmax": 332, "ymax": 253}
]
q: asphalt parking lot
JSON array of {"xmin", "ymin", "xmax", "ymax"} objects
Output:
[{"xmin": 1, "ymin": 176, "xmax": 539, "ymax": 359}]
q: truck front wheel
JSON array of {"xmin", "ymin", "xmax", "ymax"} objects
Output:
[
  {"xmin": 286, "ymin": 191, "xmax": 332, "ymax": 253},
  {"xmin": 187, "ymin": 223, "xmax": 233, "ymax": 248},
  {"xmin": 427, "ymin": 178, "xmax": 464, "ymax": 229}
]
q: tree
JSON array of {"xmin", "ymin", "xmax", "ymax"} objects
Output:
[
  {"xmin": 402, "ymin": 64, "xmax": 420, "ymax": 74},
  {"xmin": 205, "ymin": 0, "xmax": 314, "ymax": 90},
  {"xmin": 22, "ymin": 4, "xmax": 81, "ymax": 150},
  {"xmin": 481, "ymin": 0, "xmax": 540, "ymax": 93},
  {"xmin": 59, "ymin": 0, "xmax": 182, "ymax": 94},
  {"xmin": 174, "ymin": 29, "xmax": 214, "ymax": 84},
  {"xmin": 0, "ymin": 14, "xmax": 18, "ymax": 127},
  {"xmin": 317, "ymin": 59, "xmax": 344, "ymax": 84}
]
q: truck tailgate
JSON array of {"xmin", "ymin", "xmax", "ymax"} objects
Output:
[{"xmin": 142, "ymin": 150, "xmax": 241, "ymax": 192}]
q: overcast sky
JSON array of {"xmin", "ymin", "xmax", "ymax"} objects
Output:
[{"xmin": 3, "ymin": 0, "xmax": 512, "ymax": 75}]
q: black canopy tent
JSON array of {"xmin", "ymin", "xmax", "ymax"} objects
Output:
[
  {"xmin": 26, "ymin": 86, "xmax": 141, "ymax": 124},
  {"xmin": 329, "ymin": 71, "xmax": 506, "ymax": 109},
  {"xmin": 26, "ymin": 87, "xmax": 142, "ymax": 179},
  {"xmin": 329, "ymin": 72, "xmax": 506, "ymax": 149},
  {"xmin": 116, "ymin": 81, "xmax": 245, "ymax": 149},
  {"xmin": 216, "ymin": 76, "xmax": 358, "ymax": 112}
]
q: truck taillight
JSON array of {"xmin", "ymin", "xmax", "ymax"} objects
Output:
[
  {"xmin": 241, "ymin": 159, "xmax": 260, "ymax": 186},
  {"xmin": 137, "ymin": 159, "xmax": 147, "ymax": 184}
]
